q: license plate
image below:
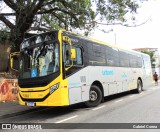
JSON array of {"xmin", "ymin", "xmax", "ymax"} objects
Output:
[{"xmin": 27, "ymin": 102, "xmax": 35, "ymax": 106}]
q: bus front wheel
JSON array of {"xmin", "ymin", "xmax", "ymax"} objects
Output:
[{"xmin": 85, "ymin": 85, "xmax": 102, "ymax": 107}]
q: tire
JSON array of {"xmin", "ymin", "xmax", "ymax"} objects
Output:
[
  {"xmin": 85, "ymin": 85, "xmax": 102, "ymax": 107},
  {"xmin": 136, "ymin": 79, "xmax": 142, "ymax": 93}
]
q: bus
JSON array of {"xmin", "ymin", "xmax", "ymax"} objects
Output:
[{"xmin": 11, "ymin": 30, "xmax": 152, "ymax": 107}]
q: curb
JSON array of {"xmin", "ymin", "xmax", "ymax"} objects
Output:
[{"xmin": 0, "ymin": 106, "xmax": 44, "ymax": 120}]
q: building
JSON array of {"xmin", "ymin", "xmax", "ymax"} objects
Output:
[{"xmin": 133, "ymin": 48, "xmax": 160, "ymax": 76}]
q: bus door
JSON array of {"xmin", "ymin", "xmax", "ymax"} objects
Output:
[{"xmin": 62, "ymin": 35, "xmax": 81, "ymax": 104}]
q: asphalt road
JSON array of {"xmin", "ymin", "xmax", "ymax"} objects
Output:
[{"xmin": 1, "ymin": 84, "xmax": 160, "ymax": 132}]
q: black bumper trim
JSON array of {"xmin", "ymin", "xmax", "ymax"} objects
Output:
[{"xmin": 19, "ymin": 93, "xmax": 50, "ymax": 102}]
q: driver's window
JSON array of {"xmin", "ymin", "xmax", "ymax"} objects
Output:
[{"xmin": 63, "ymin": 42, "xmax": 71, "ymax": 66}]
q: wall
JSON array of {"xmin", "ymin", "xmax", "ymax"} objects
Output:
[
  {"xmin": 0, "ymin": 78, "xmax": 18, "ymax": 102},
  {"xmin": 0, "ymin": 40, "xmax": 11, "ymax": 72}
]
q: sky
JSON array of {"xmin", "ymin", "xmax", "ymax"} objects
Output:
[{"xmin": 91, "ymin": 0, "xmax": 160, "ymax": 51}]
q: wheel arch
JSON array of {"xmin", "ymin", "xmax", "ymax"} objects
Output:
[{"xmin": 91, "ymin": 80, "xmax": 104, "ymax": 102}]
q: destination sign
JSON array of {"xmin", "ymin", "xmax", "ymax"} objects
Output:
[{"xmin": 20, "ymin": 32, "xmax": 57, "ymax": 50}]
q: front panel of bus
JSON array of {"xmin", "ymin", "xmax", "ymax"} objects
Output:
[{"xmin": 18, "ymin": 31, "xmax": 69, "ymax": 106}]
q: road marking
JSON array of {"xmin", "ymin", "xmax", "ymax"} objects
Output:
[
  {"xmin": 92, "ymin": 105, "xmax": 106, "ymax": 111},
  {"xmin": 115, "ymin": 99, "xmax": 123, "ymax": 103},
  {"xmin": 129, "ymin": 95, "xmax": 135, "ymax": 98},
  {"xmin": 55, "ymin": 115, "xmax": 78, "ymax": 123}
]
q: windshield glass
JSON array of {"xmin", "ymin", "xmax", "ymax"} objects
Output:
[{"xmin": 19, "ymin": 42, "xmax": 59, "ymax": 79}]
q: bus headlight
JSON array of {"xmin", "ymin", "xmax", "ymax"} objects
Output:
[{"xmin": 50, "ymin": 83, "xmax": 59, "ymax": 94}]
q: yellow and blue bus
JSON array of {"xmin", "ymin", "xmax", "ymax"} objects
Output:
[{"xmin": 13, "ymin": 30, "xmax": 152, "ymax": 107}]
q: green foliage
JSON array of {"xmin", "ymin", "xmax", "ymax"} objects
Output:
[
  {"xmin": 95, "ymin": 0, "xmax": 140, "ymax": 23},
  {"xmin": 0, "ymin": 0, "xmax": 147, "ymax": 50},
  {"xmin": 39, "ymin": 0, "xmax": 145, "ymax": 35},
  {"xmin": 0, "ymin": 30, "xmax": 10, "ymax": 43},
  {"xmin": 39, "ymin": 0, "xmax": 95, "ymax": 35}
]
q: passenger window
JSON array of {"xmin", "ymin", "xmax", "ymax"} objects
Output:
[
  {"xmin": 63, "ymin": 42, "xmax": 71, "ymax": 66},
  {"xmin": 72, "ymin": 46, "xmax": 83, "ymax": 65}
]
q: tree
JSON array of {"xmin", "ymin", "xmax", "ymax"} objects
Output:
[
  {"xmin": 141, "ymin": 50, "xmax": 155, "ymax": 67},
  {"xmin": 0, "ymin": 21, "xmax": 10, "ymax": 42},
  {"xmin": 0, "ymin": 0, "xmax": 147, "ymax": 52}
]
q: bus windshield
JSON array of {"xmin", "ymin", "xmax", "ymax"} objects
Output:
[{"xmin": 19, "ymin": 42, "xmax": 59, "ymax": 79}]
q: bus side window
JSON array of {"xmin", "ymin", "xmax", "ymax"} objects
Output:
[
  {"xmin": 72, "ymin": 46, "xmax": 83, "ymax": 65},
  {"xmin": 63, "ymin": 42, "xmax": 71, "ymax": 66},
  {"xmin": 65, "ymin": 49, "xmax": 70, "ymax": 64}
]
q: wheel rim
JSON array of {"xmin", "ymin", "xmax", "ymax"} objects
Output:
[{"xmin": 90, "ymin": 90, "xmax": 98, "ymax": 101}]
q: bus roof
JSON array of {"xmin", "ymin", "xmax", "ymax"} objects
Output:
[
  {"xmin": 22, "ymin": 30, "xmax": 150, "ymax": 58},
  {"xmin": 63, "ymin": 30, "xmax": 149, "ymax": 57}
]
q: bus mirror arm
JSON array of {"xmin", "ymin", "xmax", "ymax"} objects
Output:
[
  {"xmin": 65, "ymin": 60, "xmax": 73, "ymax": 71},
  {"xmin": 10, "ymin": 52, "xmax": 20, "ymax": 71},
  {"xmin": 10, "ymin": 58, "xmax": 13, "ymax": 68}
]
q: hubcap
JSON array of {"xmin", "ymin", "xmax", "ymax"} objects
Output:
[{"xmin": 90, "ymin": 90, "xmax": 98, "ymax": 101}]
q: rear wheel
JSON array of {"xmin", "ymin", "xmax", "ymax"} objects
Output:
[
  {"xmin": 85, "ymin": 85, "xmax": 102, "ymax": 107},
  {"xmin": 136, "ymin": 79, "xmax": 142, "ymax": 93}
]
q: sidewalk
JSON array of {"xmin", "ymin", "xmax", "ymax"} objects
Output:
[{"xmin": 0, "ymin": 101, "xmax": 36, "ymax": 119}]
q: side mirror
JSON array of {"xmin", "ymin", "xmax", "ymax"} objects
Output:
[
  {"xmin": 10, "ymin": 58, "xmax": 13, "ymax": 68},
  {"xmin": 10, "ymin": 52, "xmax": 20, "ymax": 71},
  {"xmin": 71, "ymin": 48, "xmax": 76, "ymax": 59}
]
